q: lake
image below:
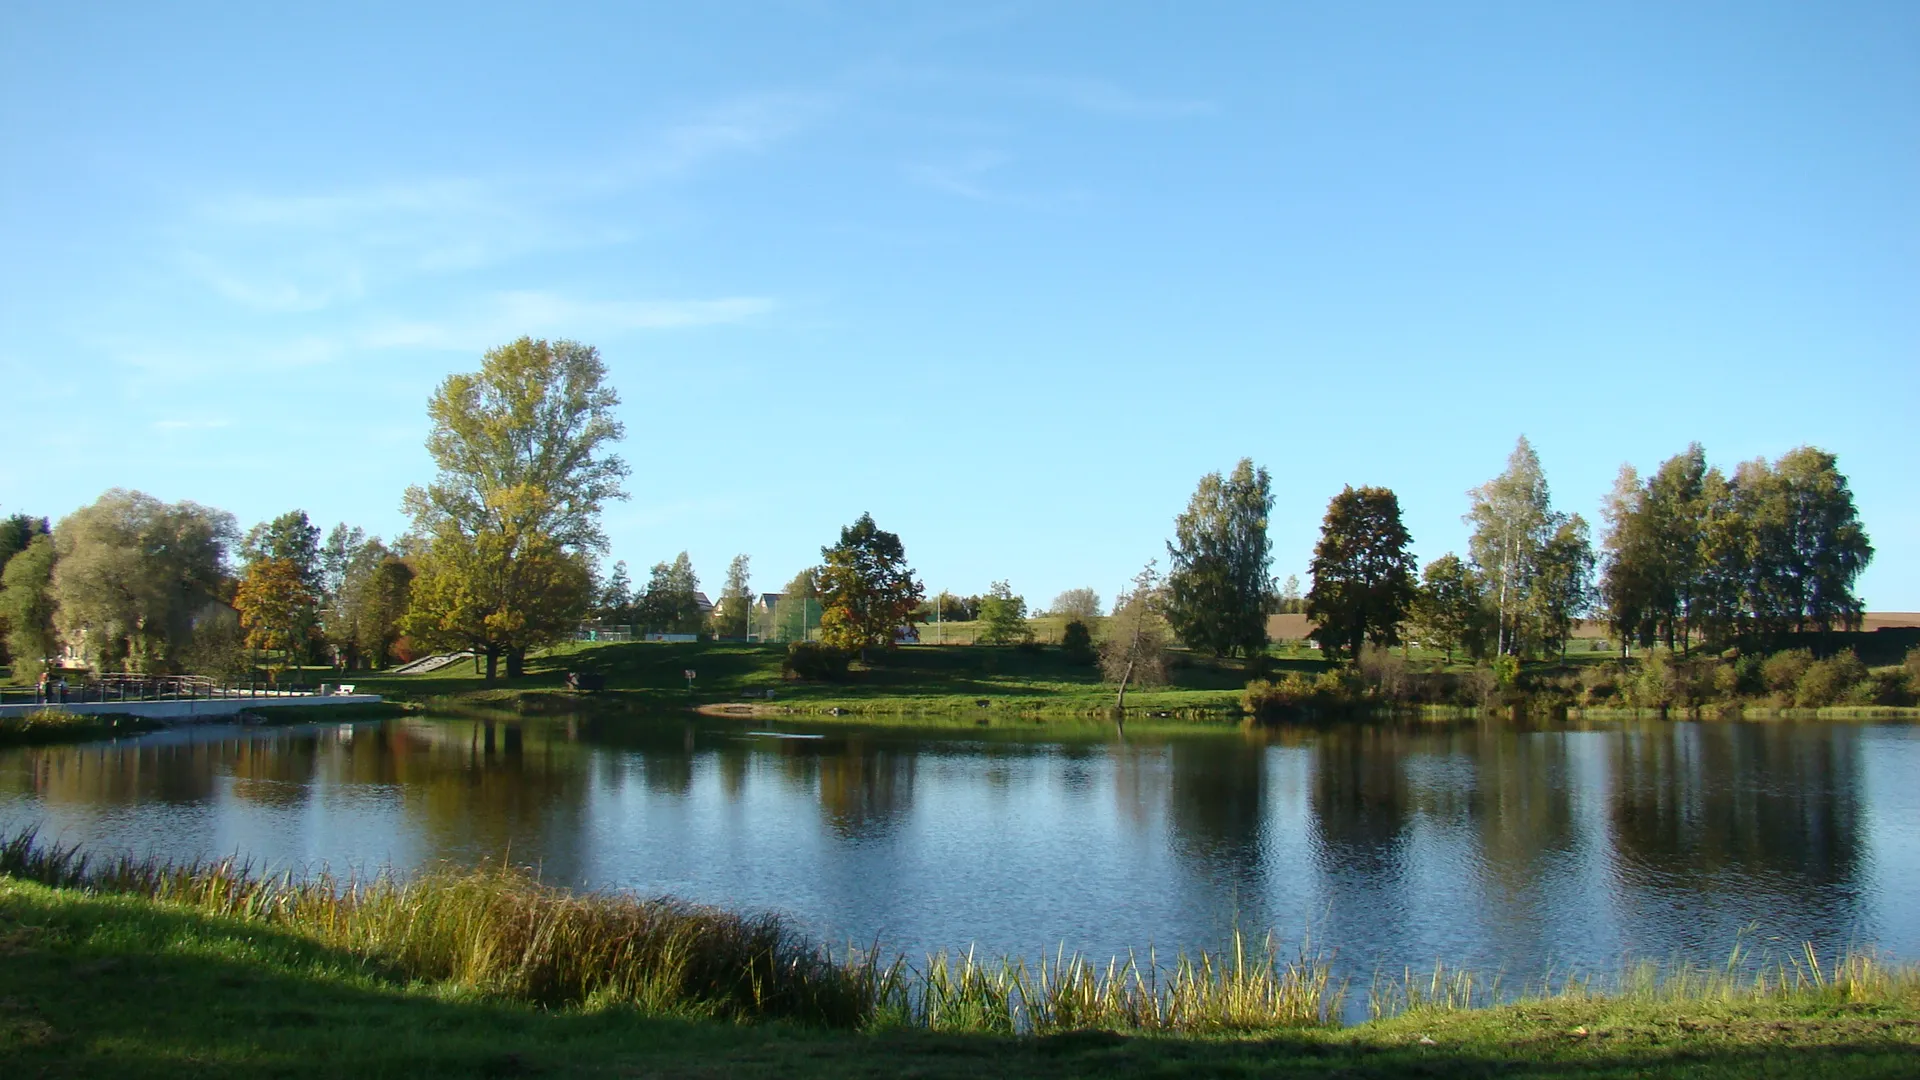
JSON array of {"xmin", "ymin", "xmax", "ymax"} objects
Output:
[{"xmin": 3, "ymin": 712, "xmax": 1915, "ymax": 1013}]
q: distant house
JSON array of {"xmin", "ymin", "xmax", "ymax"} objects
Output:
[{"xmin": 694, "ymin": 591, "xmax": 714, "ymax": 616}]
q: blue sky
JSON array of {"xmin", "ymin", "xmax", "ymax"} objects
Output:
[{"xmin": 3, "ymin": 2, "xmax": 1915, "ymax": 609}]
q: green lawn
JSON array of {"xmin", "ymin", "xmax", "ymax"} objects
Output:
[
  {"xmin": 4, "ymin": 876, "xmax": 1917, "ymax": 1078},
  {"xmin": 341, "ymin": 639, "xmax": 1329, "ymax": 718}
]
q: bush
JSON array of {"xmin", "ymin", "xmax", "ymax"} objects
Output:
[
  {"xmin": 1241, "ymin": 670, "xmax": 1360, "ymax": 717},
  {"xmin": 783, "ymin": 642, "xmax": 850, "ymax": 681},
  {"xmin": 1059, "ymin": 620, "xmax": 1096, "ymax": 666},
  {"xmin": 1622, "ymin": 648, "xmax": 1713, "ymax": 710},
  {"xmin": 1726, "ymin": 652, "xmax": 1765, "ymax": 697},
  {"xmin": 1907, "ymin": 646, "xmax": 1920, "ymax": 694},
  {"xmin": 1462, "ymin": 664, "xmax": 1500, "ymax": 707},
  {"xmin": 1711, "ymin": 660, "xmax": 1741, "ymax": 700},
  {"xmin": 1578, "ymin": 664, "xmax": 1621, "ymax": 706},
  {"xmin": 1242, "ymin": 677, "xmax": 1296, "ymax": 717},
  {"xmin": 1762, "ymin": 649, "xmax": 1815, "ymax": 697},
  {"xmin": 1793, "ymin": 650, "xmax": 1867, "ymax": 708},
  {"xmin": 1859, "ymin": 669, "xmax": 1917, "ymax": 707},
  {"xmin": 1355, "ymin": 646, "xmax": 1411, "ymax": 702}
]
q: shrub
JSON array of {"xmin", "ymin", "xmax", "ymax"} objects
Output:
[
  {"xmin": 1242, "ymin": 672, "xmax": 1333, "ymax": 717},
  {"xmin": 1059, "ymin": 620, "xmax": 1096, "ymax": 666},
  {"xmin": 1762, "ymin": 649, "xmax": 1815, "ymax": 697},
  {"xmin": 1490, "ymin": 654, "xmax": 1521, "ymax": 691},
  {"xmin": 1622, "ymin": 648, "xmax": 1713, "ymax": 710},
  {"xmin": 1242, "ymin": 677, "xmax": 1296, "ymax": 717},
  {"xmin": 1860, "ymin": 669, "xmax": 1917, "ymax": 707},
  {"xmin": 1462, "ymin": 664, "xmax": 1500, "ymax": 707},
  {"xmin": 1712, "ymin": 661, "xmax": 1741, "ymax": 699},
  {"xmin": 1907, "ymin": 646, "xmax": 1920, "ymax": 695},
  {"xmin": 783, "ymin": 641, "xmax": 850, "ymax": 681},
  {"xmin": 1355, "ymin": 646, "xmax": 1411, "ymax": 702},
  {"xmin": 1578, "ymin": 664, "xmax": 1620, "ymax": 706},
  {"xmin": 1794, "ymin": 651, "xmax": 1867, "ymax": 708},
  {"xmin": 1726, "ymin": 652, "xmax": 1766, "ymax": 697}
]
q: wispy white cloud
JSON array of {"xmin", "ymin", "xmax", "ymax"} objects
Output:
[
  {"xmin": 106, "ymin": 335, "xmax": 344, "ymax": 380},
  {"xmin": 361, "ymin": 291, "xmax": 776, "ymax": 353},
  {"xmin": 860, "ymin": 62, "xmax": 1216, "ymax": 119},
  {"xmin": 180, "ymin": 251, "xmax": 366, "ymax": 313},
  {"xmin": 172, "ymin": 93, "xmax": 831, "ymax": 316},
  {"xmin": 904, "ymin": 150, "xmax": 1084, "ymax": 209},
  {"xmin": 616, "ymin": 93, "xmax": 836, "ymax": 183},
  {"xmin": 996, "ymin": 74, "xmax": 1216, "ymax": 119},
  {"xmin": 905, "ymin": 151, "xmax": 1009, "ymax": 201}
]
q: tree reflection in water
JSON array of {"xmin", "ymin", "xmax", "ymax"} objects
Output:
[{"xmin": 0, "ymin": 714, "xmax": 1899, "ymax": 988}]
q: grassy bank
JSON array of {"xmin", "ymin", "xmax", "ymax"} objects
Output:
[
  {"xmin": 347, "ymin": 639, "xmax": 1284, "ymax": 720},
  {"xmin": 0, "ymin": 709, "xmax": 162, "ymax": 748},
  {"xmin": 279, "ymin": 636, "xmax": 1920, "ymax": 729},
  {"xmin": 0, "ymin": 701, "xmax": 413, "ymax": 751},
  {"xmin": 3, "ymin": 834, "xmax": 1918, "ymax": 1077}
]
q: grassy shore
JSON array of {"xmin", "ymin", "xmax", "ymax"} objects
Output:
[
  {"xmin": 347, "ymin": 639, "xmax": 1288, "ymax": 720},
  {"xmin": 2, "ymin": 834, "xmax": 1916, "ymax": 1077},
  {"xmin": 0, "ymin": 709, "xmax": 163, "ymax": 748},
  {"xmin": 0, "ymin": 700, "xmax": 414, "ymax": 751},
  {"xmin": 341, "ymin": 639, "xmax": 1917, "ymax": 729}
]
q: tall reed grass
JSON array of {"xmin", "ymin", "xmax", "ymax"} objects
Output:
[
  {"xmin": 0, "ymin": 829, "xmax": 1338, "ymax": 1031},
  {"xmin": 5, "ymin": 829, "xmax": 1915, "ymax": 1033},
  {"xmin": 897, "ymin": 933, "xmax": 1341, "ymax": 1033},
  {"xmin": 1367, "ymin": 936, "xmax": 1920, "ymax": 1020}
]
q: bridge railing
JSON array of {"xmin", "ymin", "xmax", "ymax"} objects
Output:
[{"xmin": 0, "ymin": 677, "xmax": 324, "ymax": 707}]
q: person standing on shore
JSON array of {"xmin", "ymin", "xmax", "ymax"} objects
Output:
[{"xmin": 37, "ymin": 671, "xmax": 49, "ymax": 704}]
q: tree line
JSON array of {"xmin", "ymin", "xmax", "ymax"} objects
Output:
[
  {"xmin": 0, "ymin": 335, "xmax": 1877, "ymax": 687},
  {"xmin": 1301, "ymin": 437, "xmax": 1872, "ymax": 663},
  {"xmin": 0, "ymin": 492, "xmax": 414, "ymax": 682}
]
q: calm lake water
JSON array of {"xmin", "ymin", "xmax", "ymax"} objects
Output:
[{"xmin": 4, "ymin": 713, "xmax": 1917, "ymax": 1010}]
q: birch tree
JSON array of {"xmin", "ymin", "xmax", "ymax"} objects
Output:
[
  {"xmin": 1466, "ymin": 437, "xmax": 1555, "ymax": 657},
  {"xmin": 1165, "ymin": 458, "xmax": 1274, "ymax": 657}
]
